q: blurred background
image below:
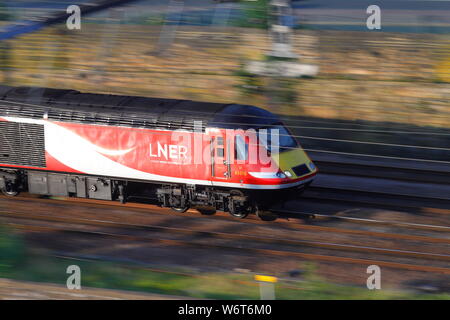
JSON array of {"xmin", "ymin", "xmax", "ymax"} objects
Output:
[
  {"xmin": 0, "ymin": 0, "xmax": 449, "ymax": 300},
  {"xmin": 0, "ymin": 0, "xmax": 449, "ymax": 160}
]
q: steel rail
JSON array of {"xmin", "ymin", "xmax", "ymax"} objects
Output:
[
  {"xmin": 278, "ymin": 210, "xmax": 450, "ymax": 233},
  {"xmin": 2, "ymin": 193, "xmax": 449, "ymax": 234},
  {"xmin": 314, "ymin": 160, "xmax": 450, "ymax": 185},
  {"xmin": 303, "ymin": 186, "xmax": 450, "ymax": 212}
]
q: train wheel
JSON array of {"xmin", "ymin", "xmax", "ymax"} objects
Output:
[
  {"xmin": 1, "ymin": 183, "xmax": 19, "ymax": 197},
  {"xmin": 255, "ymin": 206, "xmax": 277, "ymax": 221},
  {"xmin": 196, "ymin": 207, "xmax": 216, "ymax": 215},
  {"xmin": 229, "ymin": 210, "xmax": 248, "ymax": 219},
  {"xmin": 228, "ymin": 190, "xmax": 249, "ymax": 219},
  {"xmin": 168, "ymin": 194, "xmax": 189, "ymax": 213},
  {"xmin": 171, "ymin": 206, "xmax": 189, "ymax": 213}
]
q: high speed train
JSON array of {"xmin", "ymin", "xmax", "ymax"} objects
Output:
[{"xmin": 0, "ymin": 85, "xmax": 317, "ymax": 219}]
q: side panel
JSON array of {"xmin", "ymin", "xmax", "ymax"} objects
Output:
[
  {"xmin": 28, "ymin": 172, "xmax": 49, "ymax": 195},
  {"xmin": 46, "ymin": 121, "xmax": 213, "ymax": 185},
  {"xmin": 75, "ymin": 176, "xmax": 87, "ymax": 198},
  {"xmin": 27, "ymin": 171, "xmax": 112, "ymax": 200},
  {"xmin": 0, "ymin": 117, "xmax": 316, "ymax": 190},
  {"xmin": 86, "ymin": 177, "xmax": 112, "ymax": 200},
  {"xmin": 48, "ymin": 174, "xmax": 69, "ymax": 196}
]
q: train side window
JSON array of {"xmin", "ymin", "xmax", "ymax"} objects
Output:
[
  {"xmin": 217, "ymin": 147, "xmax": 224, "ymax": 158},
  {"xmin": 216, "ymin": 136, "xmax": 224, "ymax": 158},
  {"xmin": 235, "ymin": 135, "xmax": 248, "ymax": 161}
]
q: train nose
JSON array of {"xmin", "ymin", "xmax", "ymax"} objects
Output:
[{"xmin": 273, "ymin": 148, "xmax": 318, "ymax": 179}]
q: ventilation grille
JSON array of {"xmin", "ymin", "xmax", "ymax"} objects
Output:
[
  {"xmin": 0, "ymin": 104, "xmax": 44, "ymax": 119},
  {"xmin": 0, "ymin": 103, "xmax": 205, "ymax": 132},
  {"xmin": 46, "ymin": 109, "xmax": 204, "ymax": 131},
  {"xmin": 0, "ymin": 121, "xmax": 46, "ymax": 167}
]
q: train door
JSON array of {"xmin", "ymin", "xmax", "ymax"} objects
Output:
[{"xmin": 211, "ymin": 135, "xmax": 231, "ymax": 181}]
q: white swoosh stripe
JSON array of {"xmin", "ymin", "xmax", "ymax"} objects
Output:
[
  {"xmin": 3, "ymin": 116, "xmax": 134, "ymax": 156},
  {"xmin": 2, "ymin": 117, "xmax": 314, "ymax": 189}
]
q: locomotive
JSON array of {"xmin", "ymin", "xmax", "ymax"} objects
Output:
[{"xmin": 0, "ymin": 85, "xmax": 317, "ymax": 219}]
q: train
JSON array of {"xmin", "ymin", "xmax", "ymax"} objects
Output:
[{"xmin": 0, "ymin": 85, "xmax": 317, "ymax": 220}]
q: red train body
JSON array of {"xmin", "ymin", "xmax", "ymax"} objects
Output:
[{"xmin": 0, "ymin": 85, "xmax": 317, "ymax": 219}]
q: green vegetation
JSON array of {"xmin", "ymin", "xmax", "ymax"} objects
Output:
[
  {"xmin": 233, "ymin": 0, "xmax": 269, "ymax": 29},
  {"xmin": 234, "ymin": 65, "xmax": 264, "ymax": 97},
  {"xmin": 1, "ymin": 226, "xmax": 449, "ymax": 299},
  {"xmin": 0, "ymin": 1, "xmax": 13, "ymax": 22},
  {"xmin": 0, "ymin": 226, "xmax": 26, "ymax": 277}
]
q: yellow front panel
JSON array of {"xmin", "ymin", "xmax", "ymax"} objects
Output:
[{"xmin": 273, "ymin": 148, "xmax": 317, "ymax": 178}]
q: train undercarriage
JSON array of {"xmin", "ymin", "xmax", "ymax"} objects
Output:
[{"xmin": 0, "ymin": 168, "xmax": 292, "ymax": 220}]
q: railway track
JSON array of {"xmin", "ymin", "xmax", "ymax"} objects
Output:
[
  {"xmin": 314, "ymin": 160, "xmax": 450, "ymax": 185},
  {"xmin": 302, "ymin": 186, "xmax": 450, "ymax": 213},
  {"xmin": 250, "ymin": 212, "xmax": 450, "ymax": 240},
  {"xmin": 280, "ymin": 210, "xmax": 450, "ymax": 233},
  {"xmin": 1, "ymin": 159, "xmax": 449, "ymax": 280},
  {"xmin": 2, "ymin": 191, "xmax": 449, "ymax": 235},
  {"xmin": 1, "ymin": 209, "xmax": 449, "ymax": 275},
  {"xmin": 67, "ymin": 192, "xmax": 450, "ymax": 230}
]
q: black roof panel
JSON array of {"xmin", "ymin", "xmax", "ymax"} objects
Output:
[
  {"xmin": 210, "ymin": 104, "xmax": 280, "ymax": 129},
  {"xmin": 0, "ymin": 85, "xmax": 279, "ymax": 131}
]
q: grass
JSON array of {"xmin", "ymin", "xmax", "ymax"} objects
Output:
[{"xmin": 1, "ymin": 226, "xmax": 449, "ymax": 300}]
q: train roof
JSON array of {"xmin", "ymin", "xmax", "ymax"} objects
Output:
[{"xmin": 0, "ymin": 85, "xmax": 279, "ymax": 131}]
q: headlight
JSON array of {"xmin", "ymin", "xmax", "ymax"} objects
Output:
[
  {"xmin": 308, "ymin": 162, "xmax": 316, "ymax": 171},
  {"xmin": 276, "ymin": 172, "xmax": 286, "ymax": 178},
  {"xmin": 249, "ymin": 172, "xmax": 286, "ymax": 179},
  {"xmin": 284, "ymin": 170, "xmax": 292, "ymax": 177}
]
